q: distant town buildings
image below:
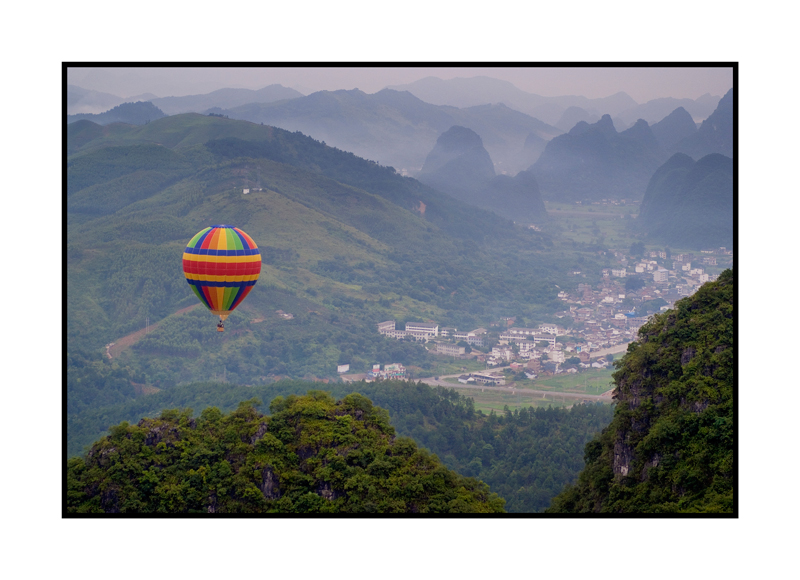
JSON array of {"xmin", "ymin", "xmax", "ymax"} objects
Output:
[
  {"xmin": 367, "ymin": 363, "xmax": 406, "ymax": 381},
  {"xmin": 377, "ymin": 320, "xmax": 438, "ymax": 341},
  {"xmin": 436, "ymin": 343, "xmax": 466, "ymax": 357},
  {"xmin": 369, "ymin": 244, "xmax": 729, "ymax": 377}
]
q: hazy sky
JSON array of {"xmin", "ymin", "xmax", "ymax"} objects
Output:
[{"xmin": 67, "ymin": 66, "xmax": 733, "ymax": 104}]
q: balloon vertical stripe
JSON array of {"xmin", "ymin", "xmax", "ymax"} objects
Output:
[
  {"xmin": 234, "ymin": 227, "xmax": 256, "ymax": 250},
  {"xmin": 188, "ymin": 227, "xmax": 212, "ymax": 248},
  {"xmin": 229, "ymin": 285, "xmax": 253, "ymax": 311},
  {"xmin": 191, "ymin": 285, "xmax": 210, "ymax": 309}
]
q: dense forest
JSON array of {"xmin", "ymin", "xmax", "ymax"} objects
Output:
[
  {"xmin": 67, "ymin": 392, "xmax": 506, "ymax": 514},
  {"xmin": 547, "ymin": 270, "xmax": 734, "ymax": 513},
  {"xmin": 67, "ymin": 378, "xmax": 613, "ymax": 513}
]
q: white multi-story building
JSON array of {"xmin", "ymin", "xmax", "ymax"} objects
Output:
[
  {"xmin": 378, "ymin": 320, "xmax": 396, "ymax": 333},
  {"xmin": 404, "ymin": 322, "xmax": 438, "ymax": 337},
  {"xmin": 653, "ymin": 269, "xmax": 669, "ymax": 283},
  {"xmin": 381, "ymin": 329, "xmax": 408, "ymax": 339},
  {"xmin": 379, "ymin": 320, "xmax": 438, "ymax": 341},
  {"xmin": 539, "ymin": 323, "xmax": 558, "ymax": 335},
  {"xmin": 436, "ymin": 343, "xmax": 466, "ymax": 356},
  {"xmin": 491, "ymin": 346, "xmax": 514, "ymax": 361},
  {"xmin": 500, "ymin": 330, "xmax": 556, "ymax": 349},
  {"xmin": 453, "ymin": 331, "xmax": 484, "ymax": 346}
]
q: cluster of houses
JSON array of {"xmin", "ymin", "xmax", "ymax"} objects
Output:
[
  {"xmin": 365, "ymin": 247, "xmax": 731, "ymax": 379},
  {"xmin": 366, "ymin": 363, "xmax": 406, "ymax": 381},
  {"xmin": 377, "ymin": 317, "xmax": 604, "ymax": 377},
  {"xmin": 604, "ymin": 248, "xmax": 730, "ymax": 289},
  {"xmin": 377, "ymin": 321, "xmax": 484, "ymax": 346}
]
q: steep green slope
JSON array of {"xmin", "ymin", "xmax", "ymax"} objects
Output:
[
  {"xmin": 67, "ymin": 143, "xmax": 194, "ymax": 196},
  {"xmin": 66, "ymin": 392, "xmax": 506, "ymax": 514},
  {"xmin": 67, "ymin": 114, "xmax": 566, "ymax": 357},
  {"xmin": 546, "ymin": 270, "xmax": 734, "ymax": 513}
]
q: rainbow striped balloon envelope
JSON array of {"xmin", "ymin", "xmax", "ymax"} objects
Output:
[{"xmin": 182, "ymin": 225, "xmax": 261, "ymax": 325}]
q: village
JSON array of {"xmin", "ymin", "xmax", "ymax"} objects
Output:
[{"xmin": 365, "ymin": 245, "xmax": 732, "ymax": 385}]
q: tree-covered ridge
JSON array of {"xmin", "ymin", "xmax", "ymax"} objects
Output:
[
  {"xmin": 67, "ymin": 101, "xmax": 167, "ymax": 126},
  {"xmin": 66, "ymin": 392, "xmax": 506, "ymax": 514},
  {"xmin": 353, "ymin": 382, "xmax": 614, "ymax": 513},
  {"xmin": 546, "ymin": 270, "xmax": 734, "ymax": 513},
  {"xmin": 67, "ymin": 377, "xmax": 612, "ymax": 513}
]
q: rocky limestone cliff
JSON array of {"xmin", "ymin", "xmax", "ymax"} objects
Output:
[{"xmin": 547, "ymin": 270, "xmax": 734, "ymax": 513}]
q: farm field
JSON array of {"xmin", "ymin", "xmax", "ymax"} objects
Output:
[
  {"xmin": 542, "ymin": 201, "xmax": 641, "ymax": 250},
  {"xmin": 449, "ymin": 386, "xmax": 574, "ymax": 414},
  {"xmin": 417, "ymin": 358, "xmax": 487, "ymax": 378},
  {"xmin": 443, "ymin": 366, "xmax": 616, "ymax": 397},
  {"xmin": 531, "ymin": 367, "xmax": 616, "ymax": 396}
]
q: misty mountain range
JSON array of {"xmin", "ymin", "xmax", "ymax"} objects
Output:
[
  {"xmin": 67, "ymin": 101, "xmax": 167, "ymax": 126},
  {"xmin": 68, "ymin": 75, "xmax": 720, "ymax": 133},
  {"xmin": 210, "ymin": 89, "xmax": 562, "ymax": 176},
  {"xmin": 66, "ymin": 79, "xmax": 731, "ymax": 208},
  {"xmin": 386, "ymin": 76, "xmax": 720, "ymax": 126},
  {"xmin": 528, "ymin": 89, "xmax": 733, "ymax": 202},
  {"xmin": 637, "ymin": 152, "xmax": 733, "ymax": 248},
  {"xmin": 67, "ymin": 80, "xmax": 724, "ymax": 170},
  {"xmin": 417, "ymin": 126, "xmax": 547, "ymax": 223}
]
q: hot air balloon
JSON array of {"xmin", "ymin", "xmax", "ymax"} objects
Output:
[{"xmin": 182, "ymin": 225, "xmax": 261, "ymax": 331}]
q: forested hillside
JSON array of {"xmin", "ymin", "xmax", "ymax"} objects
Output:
[
  {"xmin": 67, "ymin": 392, "xmax": 506, "ymax": 514},
  {"xmin": 547, "ymin": 270, "xmax": 734, "ymax": 513},
  {"xmin": 67, "ymin": 113, "xmax": 594, "ymax": 388},
  {"xmin": 67, "ymin": 378, "xmax": 613, "ymax": 513}
]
